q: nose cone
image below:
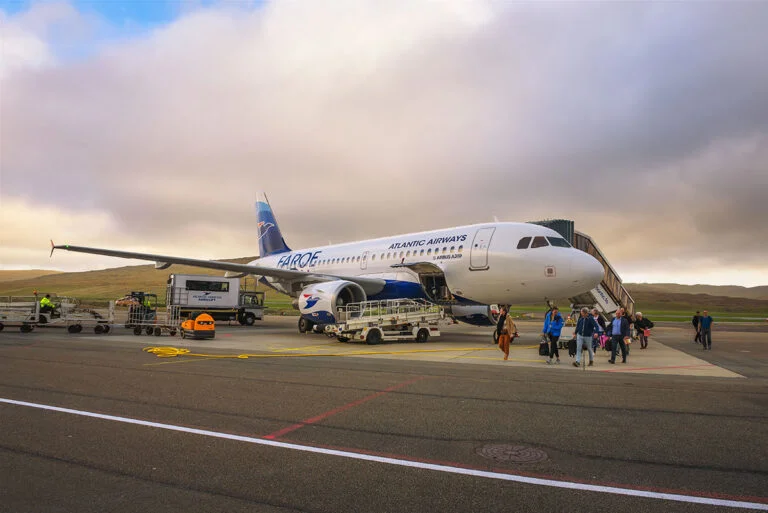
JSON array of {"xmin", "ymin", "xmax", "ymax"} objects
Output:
[{"xmin": 571, "ymin": 251, "xmax": 605, "ymax": 289}]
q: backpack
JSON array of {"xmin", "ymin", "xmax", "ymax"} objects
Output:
[{"xmin": 567, "ymin": 337, "xmax": 577, "ymax": 357}]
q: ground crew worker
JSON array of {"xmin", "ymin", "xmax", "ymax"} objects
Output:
[{"xmin": 39, "ymin": 294, "xmax": 54, "ymax": 314}]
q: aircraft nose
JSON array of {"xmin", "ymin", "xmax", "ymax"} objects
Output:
[{"xmin": 571, "ymin": 251, "xmax": 605, "ymax": 288}]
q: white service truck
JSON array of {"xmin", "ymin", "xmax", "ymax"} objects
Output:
[{"xmin": 166, "ymin": 274, "xmax": 264, "ymax": 325}]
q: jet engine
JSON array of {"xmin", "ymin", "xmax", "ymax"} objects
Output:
[
  {"xmin": 449, "ymin": 304, "xmax": 501, "ymax": 326},
  {"xmin": 298, "ymin": 280, "xmax": 366, "ymax": 326}
]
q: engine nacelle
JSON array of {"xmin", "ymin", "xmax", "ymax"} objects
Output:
[
  {"xmin": 298, "ymin": 280, "xmax": 366, "ymax": 324},
  {"xmin": 450, "ymin": 304, "xmax": 500, "ymax": 326}
]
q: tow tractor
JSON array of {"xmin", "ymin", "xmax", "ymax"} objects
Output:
[{"xmin": 325, "ymin": 299, "xmax": 445, "ymax": 344}]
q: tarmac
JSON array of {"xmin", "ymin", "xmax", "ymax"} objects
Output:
[{"xmin": 1, "ymin": 317, "xmax": 766, "ymax": 512}]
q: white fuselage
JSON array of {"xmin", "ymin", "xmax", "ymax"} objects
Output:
[{"xmin": 253, "ymin": 222, "xmax": 605, "ymax": 305}]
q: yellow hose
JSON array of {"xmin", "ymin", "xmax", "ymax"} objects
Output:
[{"xmin": 143, "ymin": 345, "xmax": 538, "ymax": 359}]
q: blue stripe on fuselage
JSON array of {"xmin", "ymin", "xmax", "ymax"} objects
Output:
[{"xmin": 368, "ymin": 280, "xmax": 427, "ymax": 301}]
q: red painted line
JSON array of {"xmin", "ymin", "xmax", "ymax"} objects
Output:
[
  {"xmin": 598, "ymin": 364, "xmax": 716, "ymax": 373},
  {"xmin": 264, "ymin": 376, "xmax": 425, "ymax": 440}
]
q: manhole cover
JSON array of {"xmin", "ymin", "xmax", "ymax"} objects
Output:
[{"xmin": 476, "ymin": 444, "xmax": 548, "ymax": 464}]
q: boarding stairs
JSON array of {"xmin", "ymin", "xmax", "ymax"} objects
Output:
[{"xmin": 570, "ymin": 231, "xmax": 635, "ymax": 316}]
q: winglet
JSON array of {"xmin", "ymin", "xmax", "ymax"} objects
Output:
[{"xmin": 50, "ymin": 240, "xmax": 55, "ymax": 258}]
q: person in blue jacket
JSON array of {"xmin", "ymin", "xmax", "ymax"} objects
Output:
[
  {"xmin": 699, "ymin": 310, "xmax": 714, "ymax": 350},
  {"xmin": 573, "ymin": 307, "xmax": 600, "ymax": 367},
  {"xmin": 608, "ymin": 309, "xmax": 632, "ymax": 364},
  {"xmin": 543, "ymin": 307, "xmax": 564, "ymax": 364}
]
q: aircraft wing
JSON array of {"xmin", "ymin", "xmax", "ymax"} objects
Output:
[{"xmin": 51, "ymin": 243, "xmax": 386, "ymax": 294}]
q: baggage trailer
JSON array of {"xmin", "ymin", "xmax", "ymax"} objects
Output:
[
  {"xmin": 325, "ymin": 299, "xmax": 445, "ymax": 344},
  {"xmin": 166, "ymin": 274, "xmax": 264, "ymax": 325},
  {"xmin": 114, "ymin": 293, "xmax": 181, "ymax": 337},
  {"xmin": 0, "ymin": 294, "xmax": 114, "ymax": 334}
]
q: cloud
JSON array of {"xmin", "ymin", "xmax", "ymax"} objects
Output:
[{"xmin": 1, "ymin": 1, "xmax": 767, "ymax": 284}]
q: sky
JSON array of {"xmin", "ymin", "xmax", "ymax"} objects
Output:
[{"xmin": 1, "ymin": 0, "xmax": 767, "ymax": 287}]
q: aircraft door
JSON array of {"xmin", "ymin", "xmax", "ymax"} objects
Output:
[
  {"xmin": 470, "ymin": 227, "xmax": 495, "ymax": 270},
  {"xmin": 360, "ymin": 251, "xmax": 369, "ymax": 270}
]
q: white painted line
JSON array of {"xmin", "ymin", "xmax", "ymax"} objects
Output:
[{"xmin": 2, "ymin": 397, "xmax": 766, "ymax": 511}]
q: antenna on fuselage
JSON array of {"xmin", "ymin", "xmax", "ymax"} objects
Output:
[{"xmin": 493, "ymin": 216, "xmax": 499, "ymax": 222}]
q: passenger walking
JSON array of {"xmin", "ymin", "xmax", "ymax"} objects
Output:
[
  {"xmin": 699, "ymin": 310, "xmax": 714, "ymax": 350},
  {"xmin": 608, "ymin": 310, "xmax": 631, "ymax": 364},
  {"xmin": 573, "ymin": 307, "xmax": 599, "ymax": 367},
  {"xmin": 543, "ymin": 307, "xmax": 564, "ymax": 364},
  {"xmin": 634, "ymin": 312, "xmax": 654, "ymax": 349},
  {"xmin": 592, "ymin": 308, "xmax": 606, "ymax": 351},
  {"xmin": 692, "ymin": 311, "xmax": 702, "ymax": 344},
  {"xmin": 497, "ymin": 307, "xmax": 517, "ymax": 360}
]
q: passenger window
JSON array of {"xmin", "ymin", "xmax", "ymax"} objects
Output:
[
  {"xmin": 427, "ymin": 249, "xmax": 432, "ymax": 255},
  {"xmin": 547, "ymin": 237, "xmax": 571, "ymax": 248},
  {"xmin": 458, "ymin": 245, "xmax": 463, "ymax": 253},
  {"xmin": 406, "ymin": 251, "xmax": 411, "ymax": 257},
  {"xmin": 442, "ymin": 247, "xmax": 447, "ymax": 254},
  {"xmin": 400, "ymin": 251, "xmax": 404, "ymax": 258},
  {"xmin": 450, "ymin": 246, "xmax": 455, "ymax": 254},
  {"xmin": 531, "ymin": 236, "xmax": 549, "ymax": 248},
  {"xmin": 371, "ymin": 254, "xmax": 376, "ymax": 261},
  {"xmin": 517, "ymin": 237, "xmax": 532, "ymax": 249},
  {"xmin": 381, "ymin": 253, "xmax": 385, "ymax": 260},
  {"xmin": 387, "ymin": 252, "xmax": 391, "ymax": 259}
]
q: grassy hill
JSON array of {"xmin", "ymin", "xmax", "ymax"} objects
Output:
[
  {"xmin": 0, "ymin": 270, "xmax": 63, "ymax": 282},
  {"xmin": 626, "ymin": 283, "xmax": 768, "ymax": 301}
]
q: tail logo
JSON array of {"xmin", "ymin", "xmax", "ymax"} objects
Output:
[{"xmin": 256, "ymin": 221, "xmax": 275, "ymax": 241}]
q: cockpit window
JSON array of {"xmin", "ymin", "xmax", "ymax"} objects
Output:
[
  {"xmin": 531, "ymin": 236, "xmax": 549, "ymax": 248},
  {"xmin": 547, "ymin": 237, "xmax": 571, "ymax": 248},
  {"xmin": 517, "ymin": 237, "xmax": 532, "ymax": 249}
]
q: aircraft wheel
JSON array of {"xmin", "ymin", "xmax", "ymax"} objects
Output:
[
  {"xmin": 133, "ymin": 327, "xmax": 142, "ymax": 336},
  {"xmin": 416, "ymin": 328, "xmax": 429, "ymax": 343},
  {"xmin": 298, "ymin": 317, "xmax": 313, "ymax": 333},
  {"xmin": 366, "ymin": 329, "xmax": 382, "ymax": 345}
]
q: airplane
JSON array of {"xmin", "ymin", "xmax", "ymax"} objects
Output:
[{"xmin": 52, "ymin": 193, "xmax": 605, "ymax": 333}]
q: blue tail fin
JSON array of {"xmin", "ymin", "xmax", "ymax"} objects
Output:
[{"xmin": 255, "ymin": 193, "xmax": 291, "ymax": 257}]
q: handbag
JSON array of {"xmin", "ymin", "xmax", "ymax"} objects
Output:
[{"xmin": 643, "ymin": 328, "xmax": 650, "ymax": 337}]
